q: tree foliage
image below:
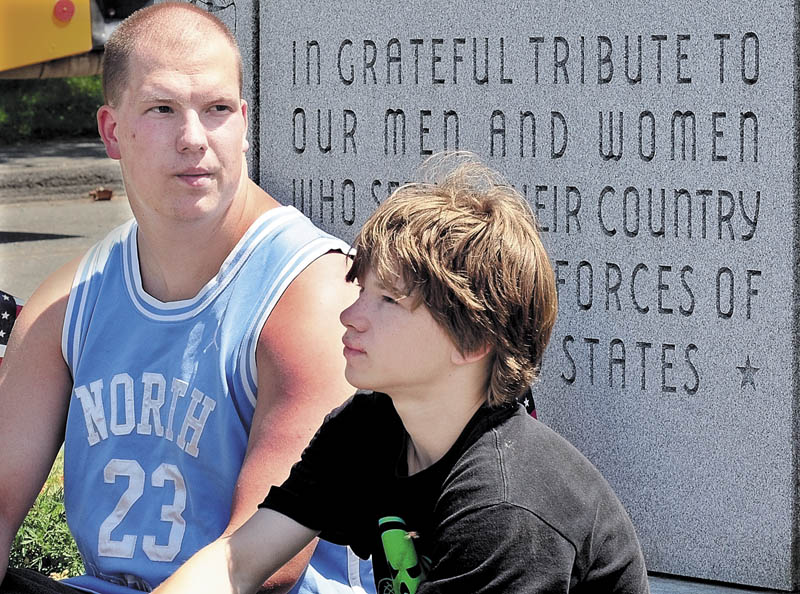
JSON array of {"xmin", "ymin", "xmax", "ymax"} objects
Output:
[{"xmin": 0, "ymin": 76, "xmax": 103, "ymax": 143}]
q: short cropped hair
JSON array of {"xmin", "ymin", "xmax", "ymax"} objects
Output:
[
  {"xmin": 347, "ymin": 152, "xmax": 558, "ymax": 407},
  {"xmin": 102, "ymin": 2, "xmax": 242, "ymax": 106}
]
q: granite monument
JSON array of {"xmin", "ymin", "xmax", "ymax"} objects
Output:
[{"xmin": 210, "ymin": 0, "xmax": 795, "ymax": 589}]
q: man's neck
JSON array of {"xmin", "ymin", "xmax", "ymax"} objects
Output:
[{"xmin": 135, "ymin": 181, "xmax": 275, "ymax": 302}]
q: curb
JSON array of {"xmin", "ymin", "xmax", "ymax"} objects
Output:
[{"xmin": 0, "ymin": 140, "xmax": 125, "ymax": 204}]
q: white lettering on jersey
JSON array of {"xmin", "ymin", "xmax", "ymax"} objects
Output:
[
  {"xmin": 75, "ymin": 379, "xmax": 108, "ymax": 446},
  {"xmin": 72, "ymin": 373, "xmax": 217, "ymax": 457},
  {"xmin": 177, "ymin": 388, "xmax": 217, "ymax": 457},
  {"xmin": 98, "ymin": 458, "xmax": 144, "ymax": 558},
  {"xmin": 165, "ymin": 378, "xmax": 188, "ymax": 442},
  {"xmin": 98, "ymin": 459, "xmax": 188, "ymax": 562},
  {"xmin": 138, "ymin": 372, "xmax": 166, "ymax": 437},
  {"xmin": 142, "ymin": 463, "xmax": 187, "ymax": 561},
  {"xmin": 110, "ymin": 373, "xmax": 135, "ymax": 436}
]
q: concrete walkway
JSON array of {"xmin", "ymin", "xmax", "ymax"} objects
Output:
[{"xmin": 0, "ymin": 138, "xmax": 130, "ymax": 300}]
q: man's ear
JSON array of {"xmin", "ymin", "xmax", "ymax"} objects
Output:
[
  {"xmin": 452, "ymin": 343, "xmax": 492, "ymax": 366},
  {"xmin": 97, "ymin": 105, "xmax": 122, "ymax": 160},
  {"xmin": 241, "ymin": 99, "xmax": 250, "ymax": 153}
]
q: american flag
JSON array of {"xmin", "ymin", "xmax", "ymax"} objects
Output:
[
  {"xmin": 519, "ymin": 387, "xmax": 537, "ymax": 419},
  {"xmin": 0, "ymin": 290, "xmax": 23, "ymax": 365}
]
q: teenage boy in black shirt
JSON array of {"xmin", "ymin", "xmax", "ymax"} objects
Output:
[{"xmin": 154, "ymin": 153, "xmax": 649, "ymax": 594}]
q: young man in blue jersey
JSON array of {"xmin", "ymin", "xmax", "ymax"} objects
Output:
[
  {"xmin": 153, "ymin": 154, "xmax": 650, "ymax": 594},
  {"xmin": 0, "ymin": 3, "xmax": 372, "ymax": 594}
]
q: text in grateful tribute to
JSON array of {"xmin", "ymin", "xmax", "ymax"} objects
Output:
[{"xmin": 279, "ymin": 32, "xmax": 770, "ymax": 398}]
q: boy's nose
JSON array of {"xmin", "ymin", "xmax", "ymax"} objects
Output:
[{"xmin": 340, "ymin": 297, "xmax": 365, "ymax": 331}]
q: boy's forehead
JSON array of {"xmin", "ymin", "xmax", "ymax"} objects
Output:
[
  {"xmin": 361, "ymin": 267, "xmax": 387, "ymax": 286},
  {"xmin": 364, "ymin": 267, "xmax": 410, "ymax": 297}
]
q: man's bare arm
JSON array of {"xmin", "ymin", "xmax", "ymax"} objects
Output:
[
  {"xmin": 224, "ymin": 251, "xmax": 358, "ymax": 593},
  {"xmin": 0, "ymin": 258, "xmax": 79, "ymax": 583}
]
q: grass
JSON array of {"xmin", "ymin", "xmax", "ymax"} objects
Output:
[{"xmin": 9, "ymin": 450, "xmax": 84, "ymax": 579}]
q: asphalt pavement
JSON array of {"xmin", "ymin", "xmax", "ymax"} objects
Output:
[
  {"xmin": 0, "ymin": 138, "xmax": 124, "ymax": 204},
  {"xmin": 0, "ymin": 138, "xmax": 132, "ymax": 300}
]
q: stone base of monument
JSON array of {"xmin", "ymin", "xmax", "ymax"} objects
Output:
[
  {"xmin": 650, "ymin": 575, "xmax": 790, "ymax": 594},
  {"xmin": 243, "ymin": 0, "xmax": 800, "ymax": 589}
]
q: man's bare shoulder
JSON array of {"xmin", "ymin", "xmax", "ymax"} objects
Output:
[
  {"xmin": 13, "ymin": 254, "xmax": 83, "ymax": 341},
  {"xmin": 261, "ymin": 250, "xmax": 355, "ymax": 329},
  {"xmin": 294, "ymin": 251, "xmax": 356, "ymax": 300}
]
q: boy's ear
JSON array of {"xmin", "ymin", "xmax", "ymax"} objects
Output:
[
  {"xmin": 452, "ymin": 343, "xmax": 492, "ymax": 365},
  {"xmin": 97, "ymin": 105, "xmax": 122, "ymax": 160}
]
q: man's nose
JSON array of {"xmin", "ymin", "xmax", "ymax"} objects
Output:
[{"xmin": 177, "ymin": 111, "xmax": 208, "ymax": 153}]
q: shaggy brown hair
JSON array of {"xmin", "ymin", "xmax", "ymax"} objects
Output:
[
  {"xmin": 347, "ymin": 153, "xmax": 558, "ymax": 406},
  {"xmin": 101, "ymin": 2, "xmax": 242, "ymax": 107}
]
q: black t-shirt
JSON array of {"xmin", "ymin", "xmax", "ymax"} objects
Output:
[{"xmin": 261, "ymin": 392, "xmax": 649, "ymax": 594}]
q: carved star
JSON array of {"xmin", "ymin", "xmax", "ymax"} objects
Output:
[{"xmin": 737, "ymin": 355, "xmax": 760, "ymax": 390}]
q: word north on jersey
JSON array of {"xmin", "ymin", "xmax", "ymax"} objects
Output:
[{"xmin": 74, "ymin": 372, "xmax": 217, "ymax": 457}]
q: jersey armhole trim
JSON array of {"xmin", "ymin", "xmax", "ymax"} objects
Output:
[
  {"xmin": 61, "ymin": 243, "xmax": 102, "ymax": 374},
  {"xmin": 240, "ymin": 237, "xmax": 350, "ymax": 408}
]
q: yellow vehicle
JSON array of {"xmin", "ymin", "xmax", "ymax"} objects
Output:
[{"xmin": 0, "ymin": 0, "xmax": 151, "ymax": 78}]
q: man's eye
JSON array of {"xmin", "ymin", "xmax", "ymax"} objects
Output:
[
  {"xmin": 382, "ymin": 295, "xmax": 398, "ymax": 304},
  {"xmin": 211, "ymin": 105, "xmax": 233, "ymax": 113},
  {"xmin": 151, "ymin": 106, "xmax": 172, "ymax": 114}
]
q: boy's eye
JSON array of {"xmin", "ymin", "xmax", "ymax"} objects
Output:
[{"xmin": 382, "ymin": 295, "xmax": 398, "ymax": 304}]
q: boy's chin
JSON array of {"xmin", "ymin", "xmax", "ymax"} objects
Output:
[{"xmin": 344, "ymin": 370, "xmax": 371, "ymax": 392}]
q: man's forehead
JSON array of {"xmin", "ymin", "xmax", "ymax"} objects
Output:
[
  {"xmin": 122, "ymin": 41, "xmax": 240, "ymax": 98},
  {"xmin": 130, "ymin": 33, "xmax": 237, "ymax": 70}
]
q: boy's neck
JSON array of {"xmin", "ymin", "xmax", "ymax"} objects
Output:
[{"xmin": 391, "ymin": 382, "xmax": 487, "ymax": 475}]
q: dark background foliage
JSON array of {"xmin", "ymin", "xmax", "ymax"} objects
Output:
[{"xmin": 0, "ymin": 76, "xmax": 103, "ymax": 144}]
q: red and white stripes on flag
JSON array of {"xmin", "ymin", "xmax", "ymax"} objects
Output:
[{"xmin": 0, "ymin": 291, "xmax": 23, "ymax": 364}]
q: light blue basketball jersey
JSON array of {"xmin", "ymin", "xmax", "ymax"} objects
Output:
[{"xmin": 60, "ymin": 206, "xmax": 373, "ymax": 594}]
